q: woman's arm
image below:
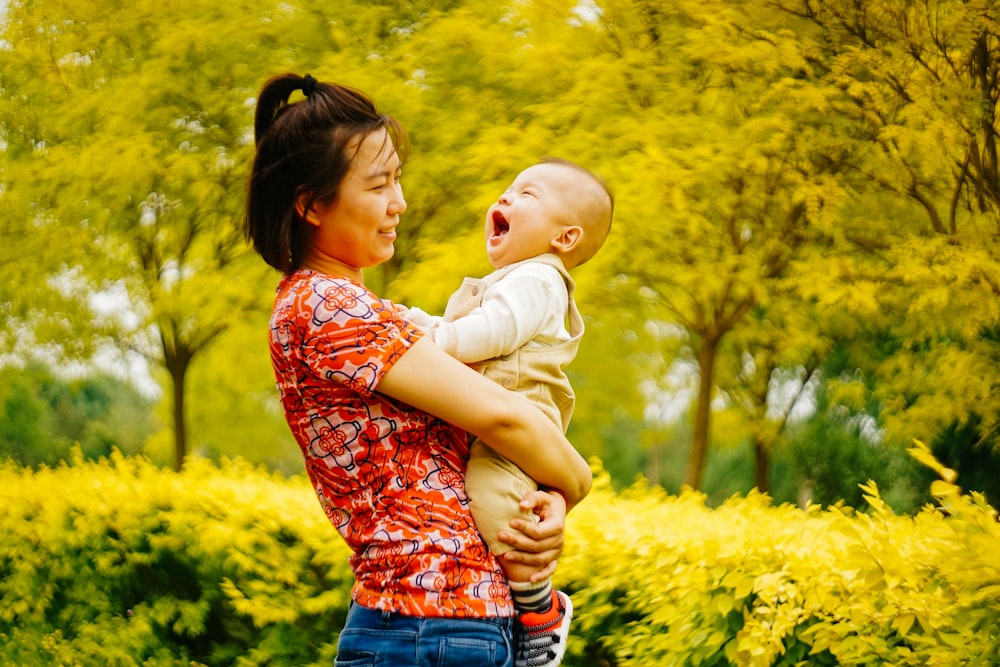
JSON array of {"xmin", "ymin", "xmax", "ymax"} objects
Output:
[{"xmin": 376, "ymin": 336, "xmax": 592, "ymax": 508}]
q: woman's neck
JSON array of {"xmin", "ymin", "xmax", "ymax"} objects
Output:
[{"xmin": 299, "ymin": 253, "xmax": 364, "ymax": 284}]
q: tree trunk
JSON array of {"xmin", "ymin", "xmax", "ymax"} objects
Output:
[
  {"xmin": 684, "ymin": 333, "xmax": 719, "ymax": 490},
  {"xmin": 971, "ymin": 31, "xmax": 1000, "ymax": 208},
  {"xmin": 161, "ymin": 329, "xmax": 192, "ymax": 472},
  {"xmin": 644, "ymin": 442, "xmax": 662, "ymax": 487},
  {"xmin": 753, "ymin": 436, "xmax": 770, "ymax": 493},
  {"xmin": 170, "ymin": 362, "xmax": 187, "ymax": 472}
]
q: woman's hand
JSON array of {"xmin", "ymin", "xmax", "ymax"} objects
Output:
[{"xmin": 496, "ymin": 489, "xmax": 567, "ymax": 583}]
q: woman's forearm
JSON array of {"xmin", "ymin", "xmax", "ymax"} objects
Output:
[
  {"xmin": 377, "ymin": 337, "xmax": 592, "ymax": 506},
  {"xmin": 475, "ymin": 393, "xmax": 592, "ymax": 507}
]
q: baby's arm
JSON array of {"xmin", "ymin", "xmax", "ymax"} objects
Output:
[
  {"xmin": 394, "ymin": 303, "xmax": 440, "ymax": 332},
  {"xmin": 435, "ymin": 270, "xmax": 567, "ymax": 364}
]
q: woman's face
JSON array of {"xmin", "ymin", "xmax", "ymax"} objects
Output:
[{"xmin": 302, "ymin": 128, "xmax": 406, "ymax": 280}]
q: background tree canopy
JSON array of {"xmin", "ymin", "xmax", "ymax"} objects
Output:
[{"xmin": 2, "ymin": 0, "xmax": 999, "ymax": 510}]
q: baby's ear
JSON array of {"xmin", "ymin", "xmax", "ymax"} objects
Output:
[{"xmin": 551, "ymin": 225, "xmax": 583, "ymax": 254}]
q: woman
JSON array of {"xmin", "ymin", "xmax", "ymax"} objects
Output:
[{"xmin": 244, "ymin": 72, "xmax": 592, "ymax": 667}]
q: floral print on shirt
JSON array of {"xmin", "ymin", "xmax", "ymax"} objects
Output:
[{"xmin": 269, "ymin": 270, "xmax": 511, "ymax": 617}]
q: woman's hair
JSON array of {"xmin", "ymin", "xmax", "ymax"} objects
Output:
[{"xmin": 244, "ymin": 73, "xmax": 408, "ymax": 273}]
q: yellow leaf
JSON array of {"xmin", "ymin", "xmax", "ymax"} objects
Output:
[
  {"xmin": 908, "ymin": 440, "xmax": 958, "ymax": 483},
  {"xmin": 930, "ymin": 480, "xmax": 960, "ymax": 499},
  {"xmin": 892, "ymin": 613, "xmax": 915, "ymax": 636}
]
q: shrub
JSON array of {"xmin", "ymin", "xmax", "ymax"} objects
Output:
[
  {"xmin": 1, "ymin": 442, "xmax": 997, "ymax": 666},
  {"xmin": 559, "ymin": 441, "xmax": 1000, "ymax": 666},
  {"xmin": 0, "ymin": 450, "xmax": 352, "ymax": 666}
]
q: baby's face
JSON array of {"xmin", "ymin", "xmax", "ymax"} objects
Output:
[{"xmin": 484, "ymin": 163, "xmax": 578, "ymax": 269}]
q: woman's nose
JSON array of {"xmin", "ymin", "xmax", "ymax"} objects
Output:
[{"xmin": 391, "ymin": 184, "xmax": 407, "ymax": 214}]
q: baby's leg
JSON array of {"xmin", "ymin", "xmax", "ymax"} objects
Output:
[
  {"xmin": 465, "ymin": 440, "xmax": 552, "ymax": 610},
  {"xmin": 466, "ymin": 441, "xmax": 574, "ymax": 667}
]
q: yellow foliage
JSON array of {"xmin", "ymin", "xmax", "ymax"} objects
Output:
[
  {"xmin": 3, "ymin": 0, "xmax": 1000, "ymax": 660},
  {"xmin": 0, "ymin": 451, "xmax": 353, "ymax": 665},
  {"xmin": 1, "ymin": 452, "xmax": 998, "ymax": 665},
  {"xmin": 558, "ymin": 460, "xmax": 1000, "ymax": 666}
]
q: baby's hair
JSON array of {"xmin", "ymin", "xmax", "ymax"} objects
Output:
[
  {"xmin": 245, "ymin": 73, "xmax": 408, "ymax": 274},
  {"xmin": 540, "ymin": 157, "xmax": 614, "ymax": 267}
]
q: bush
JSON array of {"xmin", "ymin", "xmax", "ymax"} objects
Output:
[
  {"xmin": 0, "ymin": 450, "xmax": 352, "ymax": 666},
  {"xmin": 0, "ymin": 364, "xmax": 154, "ymax": 467},
  {"xmin": 1, "ymin": 443, "xmax": 998, "ymax": 666},
  {"xmin": 559, "ymin": 441, "xmax": 1000, "ymax": 666}
]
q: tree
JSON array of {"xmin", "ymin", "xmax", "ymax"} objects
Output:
[
  {"xmin": 0, "ymin": 0, "xmax": 435, "ymax": 470},
  {"xmin": 6, "ymin": 0, "xmax": 998, "ymax": 501},
  {"xmin": 0, "ymin": 366, "xmax": 58, "ymax": 467},
  {"xmin": 560, "ymin": 0, "xmax": 867, "ymax": 489},
  {"xmin": 1, "ymin": 0, "xmax": 267, "ymax": 468},
  {"xmin": 762, "ymin": 0, "xmax": 1000, "ymax": 453},
  {"xmin": 0, "ymin": 363, "xmax": 154, "ymax": 466},
  {"xmin": 585, "ymin": 0, "xmax": 1000, "ymax": 491},
  {"xmin": 722, "ymin": 305, "xmax": 824, "ymax": 493}
]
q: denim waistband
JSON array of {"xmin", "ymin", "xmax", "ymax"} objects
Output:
[{"xmin": 347, "ymin": 601, "xmax": 515, "ymax": 631}]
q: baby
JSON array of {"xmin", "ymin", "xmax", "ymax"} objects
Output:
[{"xmin": 403, "ymin": 157, "xmax": 613, "ymax": 667}]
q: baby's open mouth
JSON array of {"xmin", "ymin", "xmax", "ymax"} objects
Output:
[{"xmin": 491, "ymin": 209, "xmax": 510, "ymax": 237}]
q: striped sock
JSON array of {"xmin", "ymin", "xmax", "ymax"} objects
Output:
[{"xmin": 508, "ymin": 578, "xmax": 553, "ymax": 615}]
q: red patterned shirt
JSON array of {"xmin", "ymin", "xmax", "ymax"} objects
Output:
[{"xmin": 269, "ymin": 270, "xmax": 512, "ymax": 617}]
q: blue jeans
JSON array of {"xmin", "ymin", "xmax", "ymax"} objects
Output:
[{"xmin": 334, "ymin": 602, "xmax": 515, "ymax": 667}]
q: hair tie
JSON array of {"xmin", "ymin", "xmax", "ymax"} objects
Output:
[{"xmin": 302, "ymin": 74, "xmax": 317, "ymax": 98}]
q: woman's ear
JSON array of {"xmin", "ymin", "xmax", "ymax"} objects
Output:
[
  {"xmin": 550, "ymin": 225, "xmax": 583, "ymax": 254},
  {"xmin": 295, "ymin": 192, "xmax": 320, "ymax": 227}
]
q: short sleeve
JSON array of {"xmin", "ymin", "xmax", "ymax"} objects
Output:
[{"xmin": 294, "ymin": 277, "xmax": 423, "ymax": 396}]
